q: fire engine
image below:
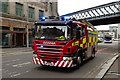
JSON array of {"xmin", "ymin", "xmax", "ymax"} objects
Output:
[{"xmin": 32, "ymin": 16, "xmax": 98, "ymax": 68}]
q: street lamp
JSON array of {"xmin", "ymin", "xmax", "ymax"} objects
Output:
[{"xmin": 26, "ymin": 2, "xmax": 29, "ymax": 48}]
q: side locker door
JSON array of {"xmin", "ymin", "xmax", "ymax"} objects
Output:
[{"xmin": 86, "ymin": 29, "xmax": 92, "ymax": 58}]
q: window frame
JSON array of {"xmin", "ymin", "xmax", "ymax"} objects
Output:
[
  {"xmin": 1, "ymin": 2, "xmax": 8, "ymax": 13},
  {"xmin": 28, "ymin": 6, "xmax": 35, "ymax": 19},
  {"xmin": 16, "ymin": 2, "xmax": 23, "ymax": 17},
  {"xmin": 39, "ymin": 10, "xmax": 44, "ymax": 18}
]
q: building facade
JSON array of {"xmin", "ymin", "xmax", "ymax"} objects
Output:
[
  {"xmin": 109, "ymin": 26, "xmax": 118, "ymax": 40},
  {"xmin": 0, "ymin": 0, "xmax": 58, "ymax": 48}
]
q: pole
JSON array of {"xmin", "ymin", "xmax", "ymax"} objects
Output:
[{"xmin": 26, "ymin": 2, "xmax": 29, "ymax": 48}]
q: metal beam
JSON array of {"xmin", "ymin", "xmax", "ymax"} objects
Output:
[{"xmin": 61, "ymin": 1, "xmax": 120, "ymax": 26}]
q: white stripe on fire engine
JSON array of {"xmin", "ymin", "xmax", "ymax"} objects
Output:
[
  {"xmin": 33, "ymin": 57, "xmax": 36, "ymax": 64},
  {"xmin": 58, "ymin": 61, "xmax": 64, "ymax": 67},
  {"xmin": 40, "ymin": 59, "xmax": 44, "ymax": 65},
  {"xmin": 67, "ymin": 61, "xmax": 73, "ymax": 68},
  {"xmin": 36, "ymin": 58, "xmax": 40, "ymax": 64},
  {"xmin": 63, "ymin": 61, "xmax": 69, "ymax": 67},
  {"xmin": 54, "ymin": 61, "xmax": 59, "ymax": 66}
]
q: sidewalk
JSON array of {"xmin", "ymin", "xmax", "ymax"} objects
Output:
[
  {"xmin": 102, "ymin": 56, "xmax": 119, "ymax": 80},
  {"xmin": 1, "ymin": 47, "xmax": 33, "ymax": 55}
]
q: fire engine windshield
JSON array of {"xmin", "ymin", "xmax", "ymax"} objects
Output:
[{"xmin": 35, "ymin": 26, "xmax": 68, "ymax": 41}]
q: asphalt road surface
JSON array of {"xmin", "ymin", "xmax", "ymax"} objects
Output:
[{"xmin": 2, "ymin": 41, "xmax": 119, "ymax": 79}]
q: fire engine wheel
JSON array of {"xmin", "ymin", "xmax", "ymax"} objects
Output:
[
  {"xmin": 91, "ymin": 48, "xmax": 95, "ymax": 59},
  {"xmin": 75, "ymin": 50, "xmax": 83, "ymax": 69}
]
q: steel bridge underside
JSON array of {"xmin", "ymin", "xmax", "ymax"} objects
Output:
[{"xmin": 61, "ymin": 1, "xmax": 120, "ymax": 26}]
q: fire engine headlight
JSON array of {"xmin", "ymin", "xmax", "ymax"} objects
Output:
[
  {"xmin": 33, "ymin": 54, "xmax": 37, "ymax": 57},
  {"xmin": 63, "ymin": 57, "xmax": 72, "ymax": 61}
]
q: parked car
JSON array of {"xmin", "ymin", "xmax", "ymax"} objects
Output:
[
  {"xmin": 104, "ymin": 36, "xmax": 112, "ymax": 43},
  {"xmin": 98, "ymin": 37, "xmax": 103, "ymax": 43}
]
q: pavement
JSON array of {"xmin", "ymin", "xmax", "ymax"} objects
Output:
[
  {"xmin": 1, "ymin": 47, "xmax": 33, "ymax": 55},
  {"xmin": 1, "ymin": 47, "xmax": 120, "ymax": 79},
  {"xmin": 102, "ymin": 56, "xmax": 119, "ymax": 80}
]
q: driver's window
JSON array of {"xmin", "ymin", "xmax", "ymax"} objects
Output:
[
  {"xmin": 81, "ymin": 26, "xmax": 85, "ymax": 37},
  {"xmin": 74, "ymin": 26, "xmax": 82, "ymax": 39}
]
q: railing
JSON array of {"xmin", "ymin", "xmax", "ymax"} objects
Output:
[{"xmin": 61, "ymin": 1, "xmax": 120, "ymax": 21}]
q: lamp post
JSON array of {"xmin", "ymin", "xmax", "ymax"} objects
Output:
[{"xmin": 26, "ymin": 2, "xmax": 29, "ymax": 48}]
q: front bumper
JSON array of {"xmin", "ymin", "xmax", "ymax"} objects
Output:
[{"xmin": 32, "ymin": 57, "xmax": 74, "ymax": 68}]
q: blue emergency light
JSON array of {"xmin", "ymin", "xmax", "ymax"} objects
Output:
[
  {"xmin": 40, "ymin": 45, "xmax": 44, "ymax": 48},
  {"xmin": 39, "ymin": 16, "xmax": 47, "ymax": 21},
  {"xmin": 61, "ymin": 16, "xmax": 70, "ymax": 21}
]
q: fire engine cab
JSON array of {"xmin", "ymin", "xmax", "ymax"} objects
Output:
[{"xmin": 32, "ymin": 17, "xmax": 98, "ymax": 68}]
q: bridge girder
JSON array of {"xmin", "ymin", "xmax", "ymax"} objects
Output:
[{"xmin": 61, "ymin": 1, "xmax": 120, "ymax": 26}]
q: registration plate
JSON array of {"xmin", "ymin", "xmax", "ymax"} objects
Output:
[{"xmin": 44, "ymin": 61, "xmax": 54, "ymax": 66}]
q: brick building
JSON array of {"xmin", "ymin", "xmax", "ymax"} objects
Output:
[{"xmin": 0, "ymin": 0, "xmax": 58, "ymax": 47}]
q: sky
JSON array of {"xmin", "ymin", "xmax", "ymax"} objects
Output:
[{"xmin": 58, "ymin": 0, "xmax": 118, "ymax": 30}]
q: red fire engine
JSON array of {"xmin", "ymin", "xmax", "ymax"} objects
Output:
[{"xmin": 32, "ymin": 17, "xmax": 98, "ymax": 68}]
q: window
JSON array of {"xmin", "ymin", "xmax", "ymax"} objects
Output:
[
  {"xmin": 2, "ymin": 33, "xmax": 10, "ymax": 47},
  {"xmin": 49, "ymin": 3, "xmax": 53, "ymax": 12},
  {"xmin": 39, "ymin": 10, "xmax": 44, "ymax": 17},
  {"xmin": 82, "ymin": 27, "xmax": 86, "ymax": 36},
  {"xmin": 16, "ymin": 3, "xmax": 23, "ymax": 16},
  {"xmin": 1, "ymin": 2, "xmax": 8, "ymax": 13},
  {"xmin": 28, "ymin": 7, "xmax": 34, "ymax": 19}
]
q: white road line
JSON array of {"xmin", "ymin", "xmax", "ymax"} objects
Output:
[
  {"xmin": 3, "ymin": 59, "xmax": 20, "ymax": 63},
  {"xmin": 12, "ymin": 62, "xmax": 31, "ymax": 67},
  {"xmin": 8, "ymin": 72, "xmax": 17, "ymax": 75},
  {"xmin": 95, "ymin": 54, "xmax": 119, "ymax": 79},
  {"xmin": 10, "ymin": 73, "xmax": 21, "ymax": 77},
  {"xmin": 6, "ymin": 64, "xmax": 10, "ymax": 66},
  {"xmin": 97, "ymin": 48, "xmax": 108, "ymax": 54}
]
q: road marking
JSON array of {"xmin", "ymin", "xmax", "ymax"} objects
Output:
[
  {"xmin": 85, "ymin": 59, "xmax": 109, "ymax": 78},
  {"xmin": 6, "ymin": 64, "xmax": 10, "ymax": 66},
  {"xmin": 107, "ymin": 71, "xmax": 120, "ymax": 76},
  {"xmin": 95, "ymin": 54, "xmax": 119, "ymax": 79},
  {"xmin": 10, "ymin": 73, "xmax": 21, "ymax": 77},
  {"xmin": 2, "ymin": 51, "xmax": 32, "ymax": 57},
  {"xmin": 97, "ymin": 48, "xmax": 108, "ymax": 53},
  {"xmin": 3, "ymin": 59, "xmax": 20, "ymax": 63},
  {"xmin": 25, "ymin": 71, "xmax": 29, "ymax": 73},
  {"xmin": 12, "ymin": 62, "xmax": 31, "ymax": 67},
  {"xmin": 8, "ymin": 72, "xmax": 17, "ymax": 75}
]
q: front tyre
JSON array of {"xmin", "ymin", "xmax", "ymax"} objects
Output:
[
  {"xmin": 75, "ymin": 50, "xmax": 83, "ymax": 69},
  {"xmin": 91, "ymin": 48, "xmax": 95, "ymax": 59}
]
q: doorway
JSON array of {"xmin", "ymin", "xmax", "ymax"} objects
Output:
[{"xmin": 16, "ymin": 33, "xmax": 23, "ymax": 47}]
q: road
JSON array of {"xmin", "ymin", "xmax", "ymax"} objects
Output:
[{"xmin": 2, "ymin": 41, "xmax": 119, "ymax": 79}]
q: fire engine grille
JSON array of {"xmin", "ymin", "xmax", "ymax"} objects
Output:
[
  {"xmin": 37, "ymin": 44, "xmax": 63, "ymax": 53},
  {"xmin": 36, "ymin": 44, "xmax": 65, "ymax": 62},
  {"xmin": 39, "ymin": 54, "xmax": 61, "ymax": 62}
]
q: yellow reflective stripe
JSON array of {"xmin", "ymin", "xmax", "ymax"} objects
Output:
[
  {"xmin": 72, "ymin": 41, "xmax": 79, "ymax": 46},
  {"xmin": 91, "ymin": 42, "xmax": 93, "ymax": 46},
  {"xmin": 75, "ymin": 41, "xmax": 79, "ymax": 45},
  {"xmin": 80, "ymin": 44, "xmax": 83, "ymax": 48},
  {"xmin": 72, "ymin": 43, "xmax": 74, "ymax": 46},
  {"xmin": 96, "ymin": 37, "xmax": 98, "ymax": 42},
  {"xmin": 88, "ymin": 31, "xmax": 98, "ymax": 35},
  {"xmin": 83, "ymin": 38, "xmax": 86, "ymax": 44},
  {"xmin": 93, "ymin": 37, "xmax": 95, "ymax": 42},
  {"xmin": 89, "ymin": 37, "xmax": 92, "ymax": 43}
]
